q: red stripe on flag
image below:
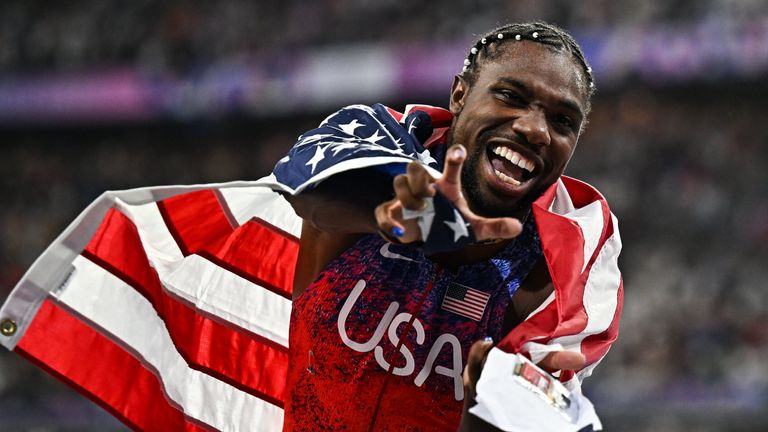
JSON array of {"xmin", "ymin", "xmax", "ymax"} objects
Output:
[
  {"xmin": 157, "ymin": 189, "xmax": 235, "ymax": 256},
  {"xmin": 158, "ymin": 190, "xmax": 297, "ymax": 298},
  {"xmin": 501, "ymin": 180, "xmax": 618, "ymax": 382},
  {"xmin": 83, "ymin": 207, "xmax": 288, "ymax": 407},
  {"xmin": 201, "ymin": 218, "xmax": 298, "ymax": 299},
  {"xmin": 16, "ymin": 299, "xmax": 213, "ymax": 432}
]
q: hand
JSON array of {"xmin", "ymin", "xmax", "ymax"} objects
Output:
[
  {"xmin": 458, "ymin": 339, "xmax": 587, "ymax": 432},
  {"xmin": 374, "ymin": 144, "xmax": 523, "ymax": 244}
]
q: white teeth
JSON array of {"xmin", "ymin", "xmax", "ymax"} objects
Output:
[
  {"xmin": 492, "ymin": 146, "xmax": 534, "ymax": 173},
  {"xmin": 494, "ymin": 169, "xmax": 522, "ymax": 186}
]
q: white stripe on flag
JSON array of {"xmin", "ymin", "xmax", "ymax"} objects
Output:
[
  {"xmin": 550, "ymin": 215, "xmax": 622, "ymax": 355},
  {"xmin": 219, "ymin": 187, "xmax": 303, "ymax": 236},
  {"xmin": 115, "ymin": 198, "xmax": 185, "ymax": 274},
  {"xmin": 55, "ymin": 255, "xmax": 284, "ymax": 431},
  {"xmin": 551, "ymin": 180, "xmax": 606, "ymax": 274},
  {"xmin": 160, "ymin": 254, "xmax": 291, "ymax": 347},
  {"xmin": 110, "ymin": 194, "xmax": 292, "ymax": 348}
]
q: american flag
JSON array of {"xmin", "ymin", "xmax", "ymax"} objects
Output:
[
  {"xmin": 441, "ymin": 282, "xmax": 491, "ymax": 321},
  {"xmin": 0, "ymin": 104, "xmax": 623, "ymax": 431}
]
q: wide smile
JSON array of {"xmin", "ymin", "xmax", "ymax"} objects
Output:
[{"xmin": 483, "ymin": 139, "xmax": 542, "ymax": 194}]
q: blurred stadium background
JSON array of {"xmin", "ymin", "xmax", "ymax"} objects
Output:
[{"xmin": 1, "ymin": 1, "xmax": 767, "ymax": 431}]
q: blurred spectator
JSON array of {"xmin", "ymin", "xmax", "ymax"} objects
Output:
[{"xmin": 1, "ymin": 0, "xmax": 768, "ymax": 75}]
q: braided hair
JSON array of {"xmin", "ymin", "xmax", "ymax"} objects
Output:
[{"xmin": 461, "ymin": 22, "xmax": 596, "ymax": 115}]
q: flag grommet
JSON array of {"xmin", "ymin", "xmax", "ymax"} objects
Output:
[{"xmin": 0, "ymin": 318, "xmax": 16, "ymax": 336}]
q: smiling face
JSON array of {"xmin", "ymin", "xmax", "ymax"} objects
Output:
[{"xmin": 448, "ymin": 40, "xmax": 589, "ymax": 219}]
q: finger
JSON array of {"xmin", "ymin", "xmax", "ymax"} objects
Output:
[
  {"xmin": 441, "ymin": 144, "xmax": 466, "ymax": 188},
  {"xmin": 374, "ymin": 200, "xmax": 406, "ymax": 238},
  {"xmin": 462, "ymin": 337, "xmax": 494, "ymax": 396},
  {"xmin": 393, "ymin": 175, "xmax": 426, "ymax": 210},
  {"xmin": 470, "ymin": 217, "xmax": 523, "ymax": 241},
  {"xmin": 374, "ymin": 200, "xmax": 422, "ymax": 243},
  {"xmin": 537, "ymin": 351, "xmax": 586, "ymax": 371},
  {"xmin": 406, "ymin": 162, "xmax": 437, "ymax": 199}
]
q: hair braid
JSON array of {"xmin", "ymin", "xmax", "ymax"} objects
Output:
[{"xmin": 461, "ymin": 22, "xmax": 595, "ymax": 114}]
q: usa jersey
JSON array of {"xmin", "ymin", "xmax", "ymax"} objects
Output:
[{"xmin": 283, "ymin": 219, "xmax": 541, "ymax": 431}]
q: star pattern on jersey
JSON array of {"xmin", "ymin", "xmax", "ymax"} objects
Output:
[{"xmin": 444, "ymin": 209, "xmax": 470, "ymax": 242}]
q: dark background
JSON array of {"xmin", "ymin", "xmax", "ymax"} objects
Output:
[{"xmin": 1, "ymin": 1, "xmax": 767, "ymax": 431}]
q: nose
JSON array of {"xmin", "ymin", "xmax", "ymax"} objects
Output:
[{"xmin": 512, "ymin": 108, "xmax": 550, "ymax": 147}]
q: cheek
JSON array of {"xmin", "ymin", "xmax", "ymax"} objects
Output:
[{"xmin": 552, "ymin": 141, "xmax": 577, "ymax": 167}]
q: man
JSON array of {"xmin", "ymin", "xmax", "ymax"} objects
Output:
[{"xmin": 272, "ymin": 21, "xmax": 622, "ymax": 431}]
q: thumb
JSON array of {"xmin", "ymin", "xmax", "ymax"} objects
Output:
[
  {"xmin": 537, "ymin": 351, "xmax": 587, "ymax": 371},
  {"xmin": 463, "ymin": 337, "xmax": 494, "ymax": 396}
]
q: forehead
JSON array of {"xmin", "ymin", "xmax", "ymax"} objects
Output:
[{"xmin": 476, "ymin": 41, "xmax": 588, "ymax": 110}]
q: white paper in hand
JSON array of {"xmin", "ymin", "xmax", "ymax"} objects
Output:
[{"xmin": 469, "ymin": 348, "xmax": 602, "ymax": 431}]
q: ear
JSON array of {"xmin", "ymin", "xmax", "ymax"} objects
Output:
[{"xmin": 449, "ymin": 75, "xmax": 469, "ymax": 115}]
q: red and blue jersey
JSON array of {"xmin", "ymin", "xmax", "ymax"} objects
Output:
[{"xmin": 283, "ymin": 219, "xmax": 541, "ymax": 431}]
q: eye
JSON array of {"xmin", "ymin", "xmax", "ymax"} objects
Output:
[
  {"xmin": 553, "ymin": 114, "xmax": 577, "ymax": 133},
  {"xmin": 496, "ymin": 89, "xmax": 527, "ymax": 107}
]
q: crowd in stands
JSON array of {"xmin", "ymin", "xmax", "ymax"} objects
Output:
[
  {"xmin": 1, "ymin": 86, "xmax": 767, "ymax": 430},
  {"xmin": 1, "ymin": 0, "xmax": 766, "ymax": 75}
]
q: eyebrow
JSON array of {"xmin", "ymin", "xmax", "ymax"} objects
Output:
[{"xmin": 497, "ymin": 77, "xmax": 584, "ymax": 121}]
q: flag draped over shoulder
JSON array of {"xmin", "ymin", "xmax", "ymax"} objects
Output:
[{"xmin": 0, "ymin": 104, "xmax": 622, "ymax": 431}]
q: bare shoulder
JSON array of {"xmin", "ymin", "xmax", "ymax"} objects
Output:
[{"xmin": 291, "ymin": 221, "xmax": 362, "ymax": 300}]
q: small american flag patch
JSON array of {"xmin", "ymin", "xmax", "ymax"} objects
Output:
[{"xmin": 441, "ymin": 282, "xmax": 490, "ymax": 321}]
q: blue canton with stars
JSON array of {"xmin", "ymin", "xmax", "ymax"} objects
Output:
[
  {"xmin": 272, "ymin": 104, "xmax": 445, "ymax": 191},
  {"xmin": 272, "ymin": 103, "xmax": 483, "ymax": 253}
]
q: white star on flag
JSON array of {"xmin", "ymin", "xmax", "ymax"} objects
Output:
[
  {"xmin": 297, "ymin": 133, "xmax": 334, "ymax": 147},
  {"xmin": 444, "ymin": 209, "xmax": 470, "ymax": 241},
  {"xmin": 305, "ymin": 145, "xmax": 328, "ymax": 174},
  {"xmin": 330, "ymin": 141, "xmax": 358, "ymax": 156},
  {"xmin": 417, "ymin": 149, "xmax": 437, "ymax": 166},
  {"xmin": 339, "ymin": 119, "xmax": 364, "ymax": 136},
  {"xmin": 362, "ymin": 130, "xmax": 385, "ymax": 145}
]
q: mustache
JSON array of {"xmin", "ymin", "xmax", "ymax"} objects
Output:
[{"xmin": 477, "ymin": 130, "xmax": 531, "ymax": 149}]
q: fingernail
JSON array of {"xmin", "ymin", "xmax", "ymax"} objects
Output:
[
  {"xmin": 391, "ymin": 227, "xmax": 405, "ymax": 237},
  {"xmin": 483, "ymin": 336, "xmax": 493, "ymax": 343},
  {"xmin": 453, "ymin": 146, "xmax": 465, "ymax": 158}
]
